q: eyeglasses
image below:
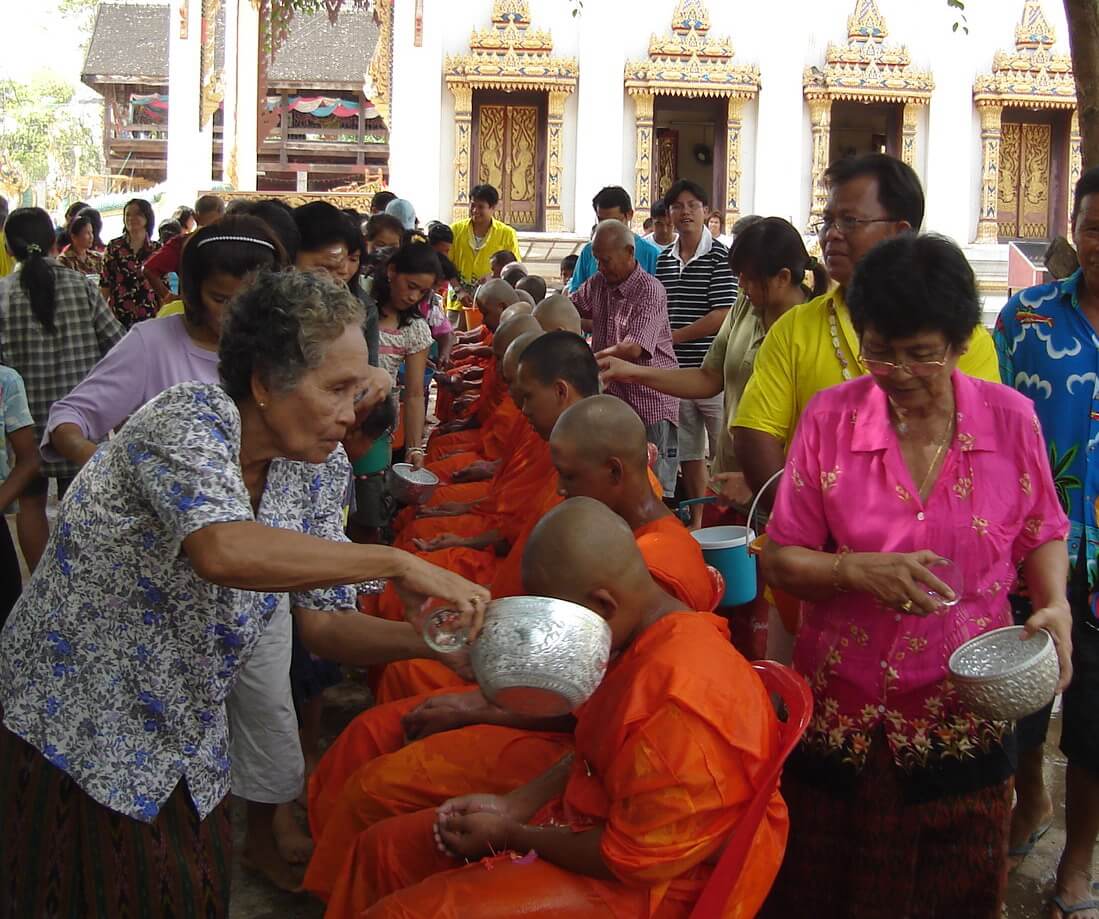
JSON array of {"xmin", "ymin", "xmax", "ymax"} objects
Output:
[
  {"xmin": 819, "ymin": 215, "xmax": 895, "ymax": 236},
  {"xmin": 858, "ymin": 352, "xmax": 950, "ymax": 378},
  {"xmin": 669, "ymin": 201, "xmax": 705, "ymax": 214}
]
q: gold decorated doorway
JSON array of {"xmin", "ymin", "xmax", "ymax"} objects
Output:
[
  {"xmin": 996, "ymin": 111, "xmax": 1070, "ymax": 240},
  {"xmin": 471, "ymin": 92, "xmax": 546, "ymax": 231}
]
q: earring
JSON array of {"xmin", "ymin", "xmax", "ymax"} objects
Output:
[{"xmin": 258, "ymin": 401, "xmax": 266, "ymax": 410}]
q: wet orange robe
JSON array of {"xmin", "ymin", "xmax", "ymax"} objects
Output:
[
  {"xmin": 318, "ymin": 613, "xmax": 789, "ymax": 918},
  {"xmin": 427, "ymin": 360, "xmax": 505, "ymax": 460}
]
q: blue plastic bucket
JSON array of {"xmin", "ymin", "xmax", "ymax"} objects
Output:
[{"xmin": 691, "ymin": 525, "xmax": 757, "ymax": 607}]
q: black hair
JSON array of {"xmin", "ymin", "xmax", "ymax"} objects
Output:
[
  {"xmin": 158, "ymin": 219, "xmax": 183, "ymax": 243},
  {"xmin": 174, "ymin": 205, "xmax": 196, "ymax": 227},
  {"xmin": 64, "ymin": 201, "xmax": 90, "ymax": 224},
  {"xmin": 294, "ymin": 201, "xmax": 350, "ymax": 254},
  {"xmin": 194, "ymin": 195, "xmax": 224, "ymax": 219},
  {"xmin": 642, "ymin": 217, "xmax": 654, "ymax": 231},
  {"xmin": 708, "ymin": 212, "xmax": 725, "ymax": 233},
  {"xmin": 371, "ymin": 190, "xmax": 398, "ymax": 213},
  {"xmin": 729, "ymin": 217, "xmax": 829, "ymax": 299},
  {"xmin": 847, "ymin": 234, "xmax": 978, "ymax": 350},
  {"xmin": 179, "ymin": 215, "xmax": 286, "ymax": 327},
  {"xmin": 824, "ymin": 153, "xmax": 925, "ymax": 230},
  {"xmin": 364, "ymin": 212, "xmax": 404, "ymax": 243},
  {"xmin": 358, "ymin": 394, "xmax": 398, "ymax": 440},
  {"xmin": 517, "ymin": 274, "xmax": 547, "ymax": 303},
  {"xmin": 490, "ymin": 249, "xmax": 517, "ymax": 269},
  {"xmin": 6, "ymin": 207, "xmax": 60, "ymax": 332},
  {"xmin": 663, "ymin": 178, "xmax": 709, "ymax": 209},
  {"xmin": 342, "ymin": 212, "xmax": 368, "ymax": 296},
  {"xmin": 124, "ymin": 197, "xmax": 156, "ymax": 239},
  {"xmin": 436, "ymin": 252, "xmax": 460, "ymax": 283},
  {"xmin": 0, "ymin": 198, "xmax": 8, "ymax": 231},
  {"xmin": 560, "ymin": 253, "xmax": 578, "ymax": 275},
  {"xmin": 592, "ymin": 186, "xmax": 632, "ymax": 215},
  {"xmin": 68, "ymin": 207, "xmax": 105, "ymax": 249},
  {"xmin": 427, "ymin": 221, "xmax": 453, "ymax": 246},
  {"xmin": 236, "ymin": 199, "xmax": 300, "ymax": 264},
  {"xmin": 650, "ymin": 201, "xmax": 669, "ymax": 219},
  {"xmin": 1072, "ymin": 165, "xmax": 1099, "ymax": 225},
  {"xmin": 517, "ymin": 330, "xmax": 600, "ymax": 397},
  {"xmin": 370, "ymin": 241, "xmax": 440, "ymax": 327},
  {"xmin": 471, "ymin": 184, "xmax": 500, "ymax": 207}
]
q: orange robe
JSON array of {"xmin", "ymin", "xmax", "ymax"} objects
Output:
[{"xmin": 319, "ymin": 613, "xmax": 789, "ymax": 918}]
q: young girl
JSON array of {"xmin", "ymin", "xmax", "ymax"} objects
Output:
[{"xmin": 369, "ymin": 243, "xmax": 438, "ymax": 468}]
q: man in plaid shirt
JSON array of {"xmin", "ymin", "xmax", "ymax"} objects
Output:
[{"xmin": 571, "ymin": 220, "xmax": 679, "ymax": 496}]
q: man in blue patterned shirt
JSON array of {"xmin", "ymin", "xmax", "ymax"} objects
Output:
[{"xmin": 994, "ymin": 165, "xmax": 1099, "ymax": 917}]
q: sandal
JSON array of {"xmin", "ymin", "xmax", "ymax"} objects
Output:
[
  {"xmin": 1051, "ymin": 894, "xmax": 1099, "ymax": 917},
  {"xmin": 1009, "ymin": 816, "xmax": 1054, "ymax": 860}
]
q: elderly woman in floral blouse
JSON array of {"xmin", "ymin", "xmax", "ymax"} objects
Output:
[
  {"xmin": 0, "ymin": 270, "xmax": 490, "ymax": 918},
  {"xmin": 760, "ymin": 234, "xmax": 1073, "ymax": 919}
]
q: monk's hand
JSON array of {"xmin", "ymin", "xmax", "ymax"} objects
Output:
[
  {"xmin": 838, "ymin": 550, "xmax": 954, "ymax": 616},
  {"xmin": 393, "ymin": 553, "xmax": 490, "ymax": 639},
  {"xmin": 596, "ymin": 354, "xmax": 643, "ymax": 386},
  {"xmin": 402, "ymin": 690, "xmax": 496, "ymax": 742},
  {"xmin": 412, "ymin": 534, "xmax": 466, "ymax": 552},
  {"xmin": 416, "ymin": 502, "xmax": 470, "ymax": 519},
  {"xmin": 1023, "ymin": 600, "xmax": 1074, "ymax": 691},
  {"xmin": 710, "ymin": 471, "xmax": 753, "ymax": 508},
  {"xmin": 451, "ymin": 461, "xmax": 497, "ymax": 483},
  {"xmin": 435, "ymin": 798, "xmax": 519, "ymax": 860},
  {"xmin": 594, "ymin": 340, "xmax": 644, "ymax": 363}
]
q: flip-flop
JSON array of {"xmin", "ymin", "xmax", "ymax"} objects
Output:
[
  {"xmin": 1051, "ymin": 893, "xmax": 1099, "ymax": 917},
  {"xmin": 1009, "ymin": 817, "xmax": 1054, "ymax": 859}
]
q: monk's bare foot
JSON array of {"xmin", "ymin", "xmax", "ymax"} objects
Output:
[
  {"xmin": 273, "ymin": 802, "xmax": 314, "ymax": 865},
  {"xmin": 1050, "ymin": 865, "xmax": 1099, "ymax": 919},
  {"xmin": 297, "ymin": 753, "xmax": 320, "ymax": 808},
  {"xmin": 241, "ymin": 834, "xmax": 306, "ymax": 893},
  {"xmin": 1008, "ymin": 794, "xmax": 1054, "ymax": 872}
]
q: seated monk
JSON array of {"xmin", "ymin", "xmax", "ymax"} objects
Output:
[
  {"xmin": 532, "ymin": 293, "xmax": 583, "ymax": 334},
  {"xmin": 514, "ymin": 288, "xmax": 537, "ymax": 307},
  {"xmin": 306, "ymin": 401, "xmax": 717, "ymax": 858},
  {"xmin": 499, "ymin": 301, "xmax": 533, "ymax": 323},
  {"xmin": 317, "ymin": 498, "xmax": 789, "ymax": 918}
]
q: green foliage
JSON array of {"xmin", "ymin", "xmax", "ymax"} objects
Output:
[{"xmin": 0, "ymin": 75, "xmax": 103, "ymax": 208}]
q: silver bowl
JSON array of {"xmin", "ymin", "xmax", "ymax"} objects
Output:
[
  {"xmin": 471, "ymin": 596, "xmax": 612, "ymax": 717},
  {"xmin": 948, "ymin": 625, "xmax": 1059, "ymax": 721},
  {"xmin": 387, "ymin": 463, "xmax": 439, "ymax": 505}
]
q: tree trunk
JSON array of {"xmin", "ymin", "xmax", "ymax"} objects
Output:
[{"xmin": 1065, "ymin": 0, "xmax": 1099, "ymax": 167}]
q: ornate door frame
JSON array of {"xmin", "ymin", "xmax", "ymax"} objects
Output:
[{"xmin": 471, "ymin": 90, "xmax": 547, "ymax": 231}]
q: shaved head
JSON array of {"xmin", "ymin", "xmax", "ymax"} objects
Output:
[
  {"xmin": 514, "ymin": 288, "xmax": 537, "ymax": 307},
  {"xmin": 502, "ymin": 330, "xmax": 544, "ymax": 384},
  {"xmin": 550, "ymin": 395, "xmax": 648, "ymax": 470},
  {"xmin": 533, "ymin": 293, "xmax": 582, "ymax": 334},
  {"xmin": 516, "ymin": 274, "xmax": 547, "ymax": 303},
  {"xmin": 592, "ymin": 218, "xmax": 634, "ymax": 251},
  {"xmin": 513, "ymin": 331, "xmax": 600, "ymax": 439},
  {"xmin": 500, "ymin": 302, "xmax": 534, "ymax": 325},
  {"xmin": 476, "ymin": 278, "xmax": 520, "ymax": 330},
  {"xmin": 493, "ymin": 315, "xmax": 542, "ymax": 359},
  {"xmin": 500, "ymin": 262, "xmax": 529, "ymax": 287},
  {"xmin": 521, "ymin": 497, "xmax": 653, "ymax": 645}
]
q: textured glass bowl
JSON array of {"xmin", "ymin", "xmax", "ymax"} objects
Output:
[
  {"xmin": 471, "ymin": 596, "xmax": 612, "ymax": 717},
  {"xmin": 948, "ymin": 625, "xmax": 1059, "ymax": 720},
  {"xmin": 387, "ymin": 463, "xmax": 440, "ymax": 505}
]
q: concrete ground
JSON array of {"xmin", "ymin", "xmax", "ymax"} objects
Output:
[{"xmin": 5, "ymin": 513, "xmax": 1093, "ymax": 917}]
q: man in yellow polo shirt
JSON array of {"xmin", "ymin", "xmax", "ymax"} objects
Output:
[
  {"xmin": 448, "ymin": 184, "xmax": 521, "ymax": 318},
  {"xmin": 732, "ymin": 153, "xmax": 998, "ymax": 507}
]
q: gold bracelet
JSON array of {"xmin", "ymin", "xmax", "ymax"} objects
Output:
[{"xmin": 832, "ymin": 551, "xmax": 848, "ymax": 593}]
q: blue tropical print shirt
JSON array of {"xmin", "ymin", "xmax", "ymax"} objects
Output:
[
  {"xmin": 0, "ymin": 382, "xmax": 356, "ymax": 822},
  {"xmin": 994, "ymin": 270, "xmax": 1099, "ymax": 616}
]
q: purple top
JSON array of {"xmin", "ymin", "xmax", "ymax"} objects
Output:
[{"xmin": 42, "ymin": 314, "xmax": 219, "ymax": 462}]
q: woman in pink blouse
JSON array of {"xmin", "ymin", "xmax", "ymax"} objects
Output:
[{"xmin": 760, "ymin": 235, "xmax": 1073, "ymax": 919}]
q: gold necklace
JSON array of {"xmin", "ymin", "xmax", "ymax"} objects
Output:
[{"xmin": 890, "ymin": 400, "xmax": 955, "ymax": 498}]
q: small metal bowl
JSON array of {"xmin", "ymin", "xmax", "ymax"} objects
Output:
[
  {"xmin": 387, "ymin": 463, "xmax": 439, "ymax": 506},
  {"xmin": 471, "ymin": 596, "xmax": 612, "ymax": 717},
  {"xmin": 948, "ymin": 625, "xmax": 1059, "ymax": 721}
]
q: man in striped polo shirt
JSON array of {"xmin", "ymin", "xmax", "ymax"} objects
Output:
[{"xmin": 655, "ymin": 179, "xmax": 738, "ymax": 528}]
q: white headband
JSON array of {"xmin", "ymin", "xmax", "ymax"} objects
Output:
[{"xmin": 194, "ymin": 235, "xmax": 276, "ymax": 251}]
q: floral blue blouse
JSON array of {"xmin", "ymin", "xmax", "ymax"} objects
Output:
[{"xmin": 0, "ymin": 382, "xmax": 356, "ymax": 822}]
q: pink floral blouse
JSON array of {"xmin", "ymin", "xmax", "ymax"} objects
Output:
[{"xmin": 768, "ymin": 372, "xmax": 1067, "ymax": 775}]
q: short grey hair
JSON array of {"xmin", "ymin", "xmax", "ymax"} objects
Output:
[
  {"xmin": 592, "ymin": 218, "xmax": 634, "ymax": 252},
  {"xmin": 219, "ymin": 268, "xmax": 365, "ymax": 400}
]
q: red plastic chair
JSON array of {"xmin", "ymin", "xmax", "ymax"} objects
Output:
[
  {"xmin": 706, "ymin": 565, "xmax": 726, "ymax": 612},
  {"xmin": 689, "ymin": 661, "xmax": 813, "ymax": 918}
]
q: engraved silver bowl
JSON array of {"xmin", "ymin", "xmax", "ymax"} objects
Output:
[
  {"xmin": 387, "ymin": 463, "xmax": 439, "ymax": 506},
  {"xmin": 948, "ymin": 625, "xmax": 1059, "ymax": 721},
  {"xmin": 470, "ymin": 596, "xmax": 612, "ymax": 717}
]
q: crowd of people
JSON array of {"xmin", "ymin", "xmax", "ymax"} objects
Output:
[{"xmin": 0, "ymin": 151, "xmax": 1095, "ymax": 918}]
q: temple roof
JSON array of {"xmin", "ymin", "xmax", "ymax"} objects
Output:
[{"xmin": 82, "ymin": 1, "xmax": 379, "ymax": 88}]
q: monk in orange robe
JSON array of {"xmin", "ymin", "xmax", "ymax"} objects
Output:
[
  {"xmin": 305, "ymin": 401, "xmax": 719, "ymax": 880},
  {"xmin": 319, "ymin": 498, "xmax": 789, "ymax": 918}
]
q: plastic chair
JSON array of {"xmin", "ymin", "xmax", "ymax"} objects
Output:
[
  {"xmin": 688, "ymin": 661, "xmax": 813, "ymax": 918},
  {"xmin": 706, "ymin": 566, "xmax": 726, "ymax": 612}
]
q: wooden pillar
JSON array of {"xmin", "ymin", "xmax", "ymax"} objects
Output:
[
  {"xmin": 546, "ymin": 90, "xmax": 568, "ymax": 232},
  {"xmin": 1069, "ymin": 108, "xmax": 1083, "ymax": 233},
  {"xmin": 450, "ymin": 83, "xmax": 473, "ymax": 222},
  {"xmin": 807, "ymin": 96, "xmax": 832, "ymax": 233},
  {"xmin": 901, "ymin": 102, "xmax": 920, "ymax": 168},
  {"xmin": 975, "ymin": 103, "xmax": 1003, "ymax": 243},
  {"xmin": 631, "ymin": 92, "xmax": 655, "ymax": 225},
  {"xmin": 724, "ymin": 96, "xmax": 745, "ymax": 224}
]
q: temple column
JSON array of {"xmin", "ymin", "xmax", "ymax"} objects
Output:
[
  {"xmin": 167, "ymin": 0, "xmax": 213, "ymax": 200},
  {"xmin": 220, "ymin": 0, "xmax": 259, "ymax": 189},
  {"xmin": 631, "ymin": 91, "xmax": 655, "ymax": 224},
  {"xmin": 545, "ymin": 90, "xmax": 569, "ymax": 232},
  {"xmin": 901, "ymin": 102, "xmax": 920, "ymax": 168},
  {"xmin": 450, "ymin": 83, "xmax": 473, "ymax": 222},
  {"xmin": 975, "ymin": 102, "xmax": 1003, "ymax": 243},
  {"xmin": 1069, "ymin": 109, "xmax": 1082, "ymax": 233},
  {"xmin": 807, "ymin": 96, "xmax": 832, "ymax": 233},
  {"xmin": 724, "ymin": 96, "xmax": 744, "ymax": 224}
]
